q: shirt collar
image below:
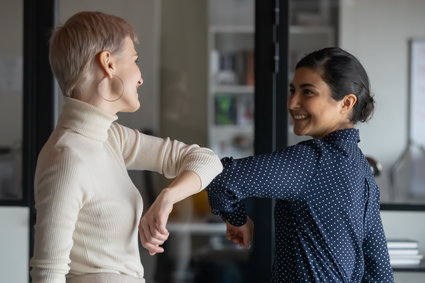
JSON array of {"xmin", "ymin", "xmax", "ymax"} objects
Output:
[
  {"xmin": 58, "ymin": 97, "xmax": 118, "ymax": 142},
  {"xmin": 322, "ymin": 128, "xmax": 360, "ymax": 144}
]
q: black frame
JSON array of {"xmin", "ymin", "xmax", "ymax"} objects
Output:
[
  {"xmin": 23, "ymin": 0, "xmax": 56, "ymax": 273},
  {"xmin": 247, "ymin": 0, "xmax": 289, "ymax": 281}
]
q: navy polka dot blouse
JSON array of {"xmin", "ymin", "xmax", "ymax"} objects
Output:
[{"xmin": 206, "ymin": 129, "xmax": 394, "ymax": 282}]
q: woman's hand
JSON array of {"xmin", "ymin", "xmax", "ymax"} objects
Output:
[
  {"xmin": 226, "ymin": 216, "xmax": 254, "ymax": 248},
  {"xmin": 139, "ymin": 189, "xmax": 172, "ymax": 255},
  {"xmin": 139, "ymin": 170, "xmax": 202, "ymax": 255}
]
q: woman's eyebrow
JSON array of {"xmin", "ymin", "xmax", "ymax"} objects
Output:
[
  {"xmin": 299, "ymin": 83, "xmax": 315, "ymax": 88},
  {"xmin": 290, "ymin": 83, "xmax": 316, "ymax": 89}
]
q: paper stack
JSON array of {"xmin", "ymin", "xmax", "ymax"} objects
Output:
[{"xmin": 387, "ymin": 239, "xmax": 423, "ymax": 266}]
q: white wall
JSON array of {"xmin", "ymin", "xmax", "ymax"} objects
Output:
[
  {"xmin": 0, "ymin": 207, "xmax": 29, "ymax": 283},
  {"xmin": 340, "ymin": 1, "xmax": 425, "ymax": 282},
  {"xmin": 159, "ymin": 0, "xmax": 208, "ymax": 146},
  {"xmin": 339, "ymin": 0, "xmax": 425, "ymax": 200}
]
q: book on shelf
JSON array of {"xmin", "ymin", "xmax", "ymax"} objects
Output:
[
  {"xmin": 215, "ymin": 93, "xmax": 254, "ymax": 126},
  {"xmin": 390, "ymin": 254, "xmax": 423, "ymax": 266},
  {"xmin": 387, "ymin": 239, "xmax": 418, "ymax": 249},
  {"xmin": 236, "ymin": 95, "xmax": 254, "ymax": 126},
  {"xmin": 213, "ymin": 50, "xmax": 254, "ymax": 86},
  {"xmin": 245, "ymin": 50, "xmax": 254, "ymax": 86},
  {"xmin": 215, "ymin": 93, "xmax": 236, "ymax": 125},
  {"xmin": 388, "ymin": 248, "xmax": 419, "ymax": 256}
]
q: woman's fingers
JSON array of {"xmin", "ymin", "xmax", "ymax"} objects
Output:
[
  {"xmin": 139, "ymin": 214, "xmax": 170, "ymax": 256},
  {"xmin": 141, "ymin": 214, "xmax": 169, "ymax": 241},
  {"xmin": 225, "ymin": 219, "xmax": 254, "ymax": 248},
  {"xmin": 139, "ymin": 227, "xmax": 165, "ymax": 255}
]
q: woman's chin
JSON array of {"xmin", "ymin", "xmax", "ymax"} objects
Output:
[
  {"xmin": 121, "ymin": 102, "xmax": 140, "ymax": 113},
  {"xmin": 292, "ymin": 126, "xmax": 306, "ymax": 136},
  {"xmin": 129, "ymin": 103, "xmax": 140, "ymax": 112}
]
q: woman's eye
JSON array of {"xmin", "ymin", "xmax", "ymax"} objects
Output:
[
  {"xmin": 302, "ymin": 89, "xmax": 313, "ymax": 95},
  {"xmin": 289, "ymin": 88, "xmax": 295, "ymax": 95}
]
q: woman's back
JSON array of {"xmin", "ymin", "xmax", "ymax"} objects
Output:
[{"xmin": 272, "ymin": 129, "xmax": 391, "ymax": 282}]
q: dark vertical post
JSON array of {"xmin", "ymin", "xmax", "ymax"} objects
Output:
[
  {"xmin": 23, "ymin": 0, "xmax": 55, "ymax": 279},
  {"xmin": 249, "ymin": 0, "xmax": 288, "ymax": 281}
]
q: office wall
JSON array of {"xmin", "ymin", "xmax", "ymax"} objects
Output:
[
  {"xmin": 159, "ymin": 0, "xmax": 208, "ymax": 146},
  {"xmin": 340, "ymin": 1, "xmax": 425, "ymax": 282},
  {"xmin": 0, "ymin": 207, "xmax": 29, "ymax": 283},
  {"xmin": 0, "ymin": 1, "xmax": 28, "ymax": 282},
  {"xmin": 0, "ymin": 0, "xmax": 22, "ymax": 147},
  {"xmin": 339, "ymin": 0, "xmax": 425, "ymax": 199}
]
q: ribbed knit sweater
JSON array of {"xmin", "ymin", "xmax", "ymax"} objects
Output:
[{"xmin": 30, "ymin": 97, "xmax": 223, "ymax": 283}]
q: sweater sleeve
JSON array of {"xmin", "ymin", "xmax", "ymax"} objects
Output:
[
  {"xmin": 206, "ymin": 143, "xmax": 318, "ymax": 225},
  {"xmin": 362, "ymin": 178, "xmax": 394, "ymax": 283},
  {"xmin": 30, "ymin": 148, "xmax": 87, "ymax": 283},
  {"xmin": 110, "ymin": 123, "xmax": 223, "ymax": 189}
]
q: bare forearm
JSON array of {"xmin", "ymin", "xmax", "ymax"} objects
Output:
[{"xmin": 161, "ymin": 170, "xmax": 202, "ymax": 205}]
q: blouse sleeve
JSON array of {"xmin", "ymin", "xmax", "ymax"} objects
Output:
[
  {"xmin": 110, "ymin": 123, "xmax": 222, "ymax": 189},
  {"xmin": 206, "ymin": 142, "xmax": 319, "ymax": 225},
  {"xmin": 362, "ymin": 178, "xmax": 394, "ymax": 282}
]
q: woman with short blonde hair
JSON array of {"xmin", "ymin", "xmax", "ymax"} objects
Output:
[{"xmin": 30, "ymin": 11, "xmax": 223, "ymax": 283}]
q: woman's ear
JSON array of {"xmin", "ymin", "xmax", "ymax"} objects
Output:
[
  {"xmin": 97, "ymin": 51, "xmax": 115, "ymax": 78},
  {"xmin": 341, "ymin": 93, "xmax": 357, "ymax": 114}
]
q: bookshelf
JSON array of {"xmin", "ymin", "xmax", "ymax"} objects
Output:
[
  {"xmin": 208, "ymin": 24, "xmax": 336, "ymax": 156},
  {"xmin": 208, "ymin": 25, "xmax": 255, "ymax": 159}
]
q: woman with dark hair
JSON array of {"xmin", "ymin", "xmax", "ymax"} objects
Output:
[{"xmin": 206, "ymin": 47, "xmax": 394, "ymax": 282}]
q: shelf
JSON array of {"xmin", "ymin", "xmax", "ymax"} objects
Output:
[
  {"xmin": 210, "ymin": 25, "xmax": 332, "ymax": 35},
  {"xmin": 193, "ymin": 245, "xmax": 250, "ymax": 262},
  {"xmin": 209, "ymin": 25, "xmax": 253, "ymax": 34},
  {"xmin": 392, "ymin": 259, "xmax": 425, "ymax": 272},
  {"xmin": 167, "ymin": 222, "xmax": 226, "ymax": 235},
  {"xmin": 290, "ymin": 25, "xmax": 333, "ymax": 34},
  {"xmin": 210, "ymin": 125, "xmax": 253, "ymax": 134},
  {"xmin": 381, "ymin": 203, "xmax": 425, "ymax": 211},
  {"xmin": 212, "ymin": 85, "xmax": 254, "ymax": 94}
]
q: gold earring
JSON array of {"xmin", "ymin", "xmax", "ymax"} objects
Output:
[{"xmin": 99, "ymin": 75, "xmax": 125, "ymax": 102}]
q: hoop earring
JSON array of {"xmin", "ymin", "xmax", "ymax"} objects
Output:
[{"xmin": 99, "ymin": 75, "xmax": 125, "ymax": 102}]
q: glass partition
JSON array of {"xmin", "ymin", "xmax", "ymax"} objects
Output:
[{"xmin": 0, "ymin": 0, "xmax": 23, "ymax": 202}]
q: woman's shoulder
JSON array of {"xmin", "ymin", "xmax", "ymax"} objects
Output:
[
  {"xmin": 285, "ymin": 139, "xmax": 324, "ymax": 155},
  {"xmin": 38, "ymin": 129, "xmax": 90, "ymax": 167}
]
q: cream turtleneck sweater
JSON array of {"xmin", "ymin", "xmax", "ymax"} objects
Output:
[{"xmin": 30, "ymin": 97, "xmax": 223, "ymax": 283}]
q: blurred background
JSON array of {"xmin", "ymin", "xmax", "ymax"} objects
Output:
[{"xmin": 1, "ymin": 0, "xmax": 425, "ymax": 282}]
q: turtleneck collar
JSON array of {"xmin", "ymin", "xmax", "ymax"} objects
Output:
[{"xmin": 58, "ymin": 97, "xmax": 118, "ymax": 142}]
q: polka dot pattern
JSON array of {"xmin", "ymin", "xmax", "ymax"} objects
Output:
[{"xmin": 207, "ymin": 129, "xmax": 394, "ymax": 282}]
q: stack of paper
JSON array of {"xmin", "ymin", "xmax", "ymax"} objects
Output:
[{"xmin": 387, "ymin": 239, "xmax": 423, "ymax": 266}]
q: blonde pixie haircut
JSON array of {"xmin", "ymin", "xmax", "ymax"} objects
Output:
[{"xmin": 49, "ymin": 11, "xmax": 138, "ymax": 97}]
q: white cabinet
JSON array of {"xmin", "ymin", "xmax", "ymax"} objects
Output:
[{"xmin": 0, "ymin": 206, "xmax": 29, "ymax": 283}]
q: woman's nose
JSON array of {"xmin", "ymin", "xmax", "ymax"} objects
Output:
[
  {"xmin": 138, "ymin": 78, "xmax": 143, "ymax": 86},
  {"xmin": 287, "ymin": 93, "xmax": 299, "ymax": 110}
]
